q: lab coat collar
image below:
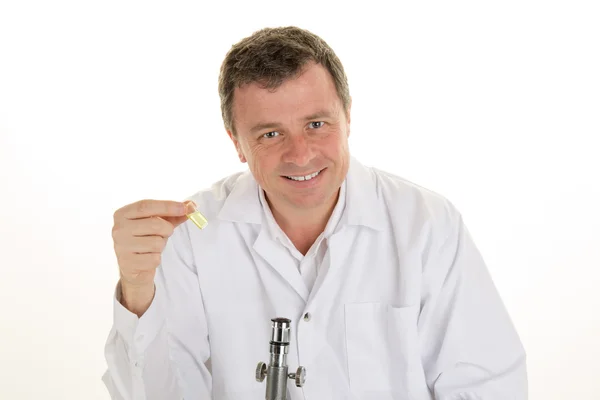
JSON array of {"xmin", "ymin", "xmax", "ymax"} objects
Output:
[
  {"xmin": 216, "ymin": 156, "xmax": 386, "ymax": 231},
  {"xmin": 257, "ymin": 178, "xmax": 347, "ymax": 249}
]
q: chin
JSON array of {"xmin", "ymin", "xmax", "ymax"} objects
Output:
[{"xmin": 289, "ymin": 190, "xmax": 335, "ymax": 210}]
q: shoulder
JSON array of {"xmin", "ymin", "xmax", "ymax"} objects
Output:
[
  {"xmin": 374, "ymin": 165, "xmax": 459, "ymax": 217},
  {"xmin": 364, "ymin": 164, "xmax": 463, "ymax": 243}
]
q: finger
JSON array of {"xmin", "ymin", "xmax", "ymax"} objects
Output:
[
  {"xmin": 163, "ymin": 201, "xmax": 197, "ymax": 228},
  {"xmin": 163, "ymin": 215, "xmax": 189, "ymax": 229},
  {"xmin": 183, "ymin": 200, "xmax": 197, "ymax": 213},
  {"xmin": 118, "ymin": 235, "xmax": 167, "ymax": 254},
  {"xmin": 118, "ymin": 252, "xmax": 162, "ymax": 271},
  {"xmin": 128, "ymin": 216, "xmax": 175, "ymax": 238},
  {"xmin": 120, "ymin": 199, "xmax": 188, "ymax": 220}
]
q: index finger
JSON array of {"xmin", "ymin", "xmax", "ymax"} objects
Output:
[{"xmin": 121, "ymin": 199, "xmax": 188, "ymax": 219}]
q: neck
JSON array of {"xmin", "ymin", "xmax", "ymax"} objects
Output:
[{"xmin": 266, "ymin": 189, "xmax": 340, "ymax": 255}]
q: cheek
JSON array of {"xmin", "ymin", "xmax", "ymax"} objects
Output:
[
  {"xmin": 324, "ymin": 131, "xmax": 346, "ymax": 153},
  {"xmin": 248, "ymin": 146, "xmax": 264, "ymax": 164},
  {"xmin": 248, "ymin": 147, "xmax": 271, "ymax": 169},
  {"xmin": 257, "ymin": 152, "xmax": 282, "ymax": 177}
]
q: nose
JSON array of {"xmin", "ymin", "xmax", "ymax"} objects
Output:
[{"xmin": 283, "ymin": 134, "xmax": 314, "ymax": 166}]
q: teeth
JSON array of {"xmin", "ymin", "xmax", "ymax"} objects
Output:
[{"xmin": 286, "ymin": 170, "xmax": 321, "ymax": 181}]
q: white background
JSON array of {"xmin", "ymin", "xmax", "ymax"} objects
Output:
[{"xmin": 1, "ymin": 1, "xmax": 598, "ymax": 399}]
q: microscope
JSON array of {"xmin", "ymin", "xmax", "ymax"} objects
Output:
[{"xmin": 256, "ymin": 318, "xmax": 306, "ymax": 400}]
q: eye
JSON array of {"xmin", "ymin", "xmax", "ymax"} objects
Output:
[
  {"xmin": 310, "ymin": 121, "xmax": 325, "ymax": 129},
  {"xmin": 263, "ymin": 131, "xmax": 280, "ymax": 139}
]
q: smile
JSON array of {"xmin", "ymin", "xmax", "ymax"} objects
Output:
[{"xmin": 284, "ymin": 169, "xmax": 323, "ymax": 181}]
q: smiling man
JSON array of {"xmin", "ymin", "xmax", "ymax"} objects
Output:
[
  {"xmin": 103, "ymin": 26, "xmax": 528, "ymax": 399},
  {"xmin": 228, "ymin": 59, "xmax": 351, "ymax": 255}
]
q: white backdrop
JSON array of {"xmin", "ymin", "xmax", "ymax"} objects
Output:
[{"xmin": 1, "ymin": 1, "xmax": 598, "ymax": 399}]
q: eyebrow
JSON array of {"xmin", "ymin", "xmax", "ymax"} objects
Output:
[{"xmin": 249, "ymin": 109, "xmax": 334, "ymax": 134}]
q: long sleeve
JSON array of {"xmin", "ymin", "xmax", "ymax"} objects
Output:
[
  {"xmin": 102, "ymin": 223, "xmax": 212, "ymax": 400},
  {"xmin": 418, "ymin": 208, "xmax": 528, "ymax": 399}
]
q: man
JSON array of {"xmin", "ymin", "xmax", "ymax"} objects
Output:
[{"xmin": 103, "ymin": 26, "xmax": 527, "ymax": 399}]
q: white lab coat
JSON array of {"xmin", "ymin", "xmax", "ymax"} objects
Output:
[{"xmin": 102, "ymin": 156, "xmax": 527, "ymax": 400}]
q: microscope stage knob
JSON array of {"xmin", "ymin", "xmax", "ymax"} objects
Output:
[
  {"xmin": 255, "ymin": 362, "xmax": 267, "ymax": 382},
  {"xmin": 295, "ymin": 366, "xmax": 306, "ymax": 387}
]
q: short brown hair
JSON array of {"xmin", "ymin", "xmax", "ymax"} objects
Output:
[{"xmin": 218, "ymin": 26, "xmax": 351, "ymax": 136}]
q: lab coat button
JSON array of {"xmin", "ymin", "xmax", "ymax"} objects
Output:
[{"xmin": 303, "ymin": 312, "xmax": 311, "ymax": 322}]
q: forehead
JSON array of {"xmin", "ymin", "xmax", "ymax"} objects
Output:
[{"xmin": 232, "ymin": 62, "xmax": 341, "ymax": 130}]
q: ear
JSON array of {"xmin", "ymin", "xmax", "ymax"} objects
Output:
[{"xmin": 227, "ymin": 130, "xmax": 247, "ymax": 163}]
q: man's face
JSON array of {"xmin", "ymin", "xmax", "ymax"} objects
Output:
[{"xmin": 227, "ymin": 62, "xmax": 351, "ymax": 214}]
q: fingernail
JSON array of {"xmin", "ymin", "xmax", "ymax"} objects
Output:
[{"xmin": 183, "ymin": 201, "xmax": 196, "ymax": 214}]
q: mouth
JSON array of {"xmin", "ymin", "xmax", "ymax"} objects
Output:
[{"xmin": 282, "ymin": 168, "xmax": 325, "ymax": 182}]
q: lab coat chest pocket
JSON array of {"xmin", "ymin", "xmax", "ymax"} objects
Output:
[{"xmin": 344, "ymin": 302, "xmax": 423, "ymax": 395}]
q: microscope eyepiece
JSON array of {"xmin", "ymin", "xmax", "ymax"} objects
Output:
[{"xmin": 270, "ymin": 318, "xmax": 291, "ymax": 344}]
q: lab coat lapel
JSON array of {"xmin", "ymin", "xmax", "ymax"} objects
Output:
[
  {"xmin": 307, "ymin": 157, "xmax": 387, "ymax": 306},
  {"xmin": 306, "ymin": 226, "xmax": 355, "ymax": 307},
  {"xmin": 253, "ymin": 228, "xmax": 310, "ymax": 303},
  {"xmin": 216, "ymin": 169, "xmax": 310, "ymax": 303}
]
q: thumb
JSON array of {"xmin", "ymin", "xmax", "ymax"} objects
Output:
[
  {"xmin": 164, "ymin": 200, "xmax": 197, "ymax": 228},
  {"xmin": 183, "ymin": 200, "xmax": 197, "ymax": 214}
]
